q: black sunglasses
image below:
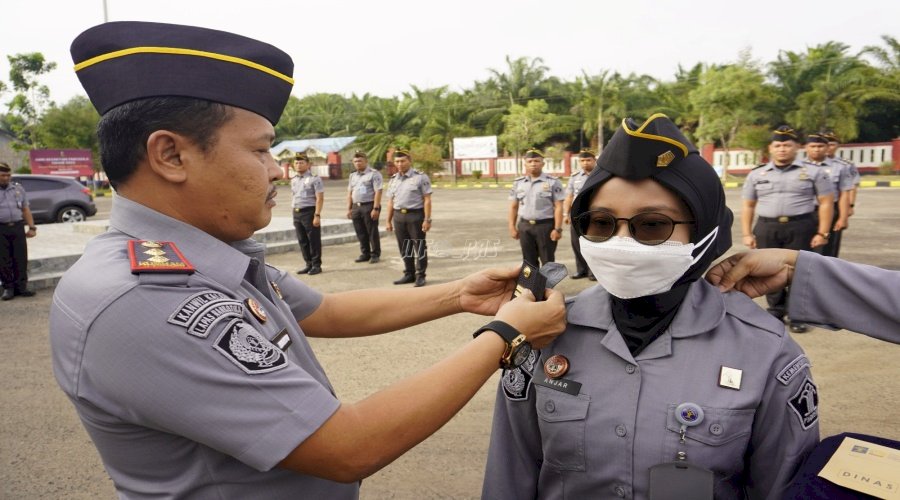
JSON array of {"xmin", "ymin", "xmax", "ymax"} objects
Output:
[{"xmin": 574, "ymin": 211, "xmax": 695, "ymax": 246}]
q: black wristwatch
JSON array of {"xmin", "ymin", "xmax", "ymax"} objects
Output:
[
  {"xmin": 473, "ymin": 320, "xmax": 533, "ymax": 369},
  {"xmin": 373, "ymin": 206, "xmax": 381, "ymax": 210}
]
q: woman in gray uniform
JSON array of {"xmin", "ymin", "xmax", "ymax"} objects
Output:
[{"xmin": 482, "ymin": 114, "xmax": 820, "ymax": 500}]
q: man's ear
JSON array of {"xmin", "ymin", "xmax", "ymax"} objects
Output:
[{"xmin": 146, "ymin": 130, "xmax": 196, "ymax": 184}]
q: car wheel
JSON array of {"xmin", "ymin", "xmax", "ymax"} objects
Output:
[{"xmin": 57, "ymin": 206, "xmax": 87, "ymax": 223}]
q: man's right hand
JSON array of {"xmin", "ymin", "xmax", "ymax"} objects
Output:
[
  {"xmin": 509, "ymin": 227, "xmax": 519, "ymax": 240},
  {"xmin": 741, "ymin": 234, "xmax": 757, "ymax": 249},
  {"xmin": 706, "ymin": 249, "xmax": 799, "ymax": 298},
  {"xmin": 493, "ymin": 288, "xmax": 566, "ymax": 350}
]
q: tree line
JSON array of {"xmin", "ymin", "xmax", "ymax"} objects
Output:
[{"xmin": 2, "ymin": 36, "xmax": 898, "ymax": 173}]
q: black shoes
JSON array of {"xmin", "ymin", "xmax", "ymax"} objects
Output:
[
  {"xmin": 414, "ymin": 276, "xmax": 426, "ymax": 287},
  {"xmin": 354, "ymin": 255, "xmax": 370, "ymax": 263},
  {"xmin": 571, "ymin": 272, "xmax": 588, "ymax": 280},
  {"xmin": 296, "ymin": 266, "xmax": 311, "ymax": 274},
  {"xmin": 16, "ymin": 288, "xmax": 35, "ymax": 297},
  {"xmin": 393, "ymin": 274, "xmax": 415, "ymax": 285},
  {"xmin": 587, "ymin": 275, "xmax": 597, "ymax": 281},
  {"xmin": 1, "ymin": 289, "xmax": 13, "ymax": 301},
  {"xmin": 789, "ymin": 323, "xmax": 808, "ymax": 333},
  {"xmin": 308, "ymin": 266, "xmax": 322, "ymax": 275},
  {"xmin": 369, "ymin": 256, "xmax": 380, "ymax": 264}
]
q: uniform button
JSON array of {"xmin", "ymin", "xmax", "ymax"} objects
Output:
[
  {"xmin": 615, "ymin": 485, "xmax": 626, "ymax": 497},
  {"xmin": 625, "ymin": 364, "xmax": 636, "ymax": 374},
  {"xmin": 709, "ymin": 423, "xmax": 724, "ymax": 435},
  {"xmin": 615, "ymin": 424, "xmax": 627, "ymax": 437},
  {"xmin": 544, "ymin": 400, "xmax": 556, "ymax": 413}
]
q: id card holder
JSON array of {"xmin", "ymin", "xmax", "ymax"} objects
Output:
[{"xmin": 648, "ymin": 462, "xmax": 714, "ymax": 500}]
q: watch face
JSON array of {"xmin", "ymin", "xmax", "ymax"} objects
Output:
[{"xmin": 511, "ymin": 342, "xmax": 533, "ymax": 368}]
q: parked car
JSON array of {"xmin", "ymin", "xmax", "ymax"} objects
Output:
[{"xmin": 11, "ymin": 174, "xmax": 98, "ymax": 223}]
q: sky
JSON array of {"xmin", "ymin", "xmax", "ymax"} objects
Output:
[{"xmin": 1, "ymin": 0, "xmax": 898, "ymax": 107}]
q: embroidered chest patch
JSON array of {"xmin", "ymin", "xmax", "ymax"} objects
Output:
[
  {"xmin": 502, "ymin": 350, "xmax": 539, "ymax": 401},
  {"xmin": 214, "ymin": 319, "xmax": 287, "ymax": 375}
]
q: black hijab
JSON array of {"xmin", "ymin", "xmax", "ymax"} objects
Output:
[{"xmin": 570, "ymin": 114, "xmax": 734, "ymax": 355}]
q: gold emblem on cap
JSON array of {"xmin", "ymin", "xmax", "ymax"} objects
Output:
[
  {"xmin": 523, "ymin": 267, "xmax": 532, "ymax": 278},
  {"xmin": 270, "ymin": 281, "xmax": 283, "ymax": 300},
  {"xmin": 245, "ymin": 298, "xmax": 268, "ymax": 323},
  {"xmin": 657, "ymin": 150, "xmax": 676, "ymax": 167},
  {"xmin": 141, "ymin": 241, "xmax": 163, "ymax": 248},
  {"xmin": 544, "ymin": 354, "xmax": 570, "ymax": 379}
]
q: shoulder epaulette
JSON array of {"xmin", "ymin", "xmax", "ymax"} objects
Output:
[
  {"xmin": 752, "ymin": 163, "xmax": 768, "ymax": 170},
  {"xmin": 514, "ymin": 176, "xmax": 525, "ymax": 181},
  {"xmin": 128, "ymin": 240, "xmax": 195, "ymax": 274}
]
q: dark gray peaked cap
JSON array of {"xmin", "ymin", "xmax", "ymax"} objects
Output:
[
  {"xmin": 571, "ymin": 114, "xmax": 733, "ymax": 285},
  {"xmin": 71, "ymin": 21, "xmax": 294, "ymax": 124}
]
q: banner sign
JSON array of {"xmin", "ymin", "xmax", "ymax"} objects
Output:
[
  {"xmin": 30, "ymin": 149, "xmax": 94, "ymax": 177},
  {"xmin": 453, "ymin": 136, "xmax": 498, "ymax": 159}
]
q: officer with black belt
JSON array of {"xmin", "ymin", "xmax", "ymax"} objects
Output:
[
  {"xmin": 508, "ymin": 149, "xmax": 565, "ymax": 268},
  {"xmin": 742, "ymin": 126, "xmax": 834, "ymax": 333},
  {"xmin": 0, "ymin": 162, "xmax": 37, "ymax": 300},
  {"xmin": 563, "ymin": 149, "xmax": 595, "ymax": 280},
  {"xmin": 385, "ymin": 149, "xmax": 432, "ymax": 287},
  {"xmin": 804, "ymin": 132, "xmax": 853, "ymax": 258},
  {"xmin": 290, "ymin": 152, "xmax": 324, "ymax": 275},
  {"xmin": 346, "ymin": 151, "xmax": 382, "ymax": 264}
]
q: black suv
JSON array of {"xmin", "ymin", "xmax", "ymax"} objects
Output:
[{"xmin": 11, "ymin": 174, "xmax": 98, "ymax": 223}]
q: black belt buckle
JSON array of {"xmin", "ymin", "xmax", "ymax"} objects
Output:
[{"xmin": 778, "ymin": 216, "xmax": 789, "ymax": 223}]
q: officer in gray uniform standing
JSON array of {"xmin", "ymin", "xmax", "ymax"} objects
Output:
[
  {"xmin": 0, "ymin": 162, "xmax": 37, "ymax": 300},
  {"xmin": 483, "ymin": 114, "xmax": 818, "ymax": 500},
  {"xmin": 741, "ymin": 126, "xmax": 834, "ymax": 333},
  {"xmin": 824, "ymin": 131, "xmax": 861, "ymax": 233},
  {"xmin": 346, "ymin": 151, "xmax": 382, "ymax": 264},
  {"xmin": 563, "ymin": 149, "xmax": 595, "ymax": 280},
  {"xmin": 291, "ymin": 151, "xmax": 324, "ymax": 275},
  {"xmin": 508, "ymin": 149, "xmax": 565, "ymax": 268},
  {"xmin": 803, "ymin": 133, "xmax": 853, "ymax": 258},
  {"xmin": 53, "ymin": 21, "xmax": 566, "ymax": 499},
  {"xmin": 385, "ymin": 149, "xmax": 432, "ymax": 287}
]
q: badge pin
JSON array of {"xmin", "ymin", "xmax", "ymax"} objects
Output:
[
  {"xmin": 244, "ymin": 298, "xmax": 268, "ymax": 323},
  {"xmin": 719, "ymin": 365, "xmax": 743, "ymax": 390},
  {"xmin": 270, "ymin": 281, "xmax": 283, "ymax": 300},
  {"xmin": 675, "ymin": 402, "xmax": 704, "ymax": 446},
  {"xmin": 543, "ymin": 354, "xmax": 570, "ymax": 379}
]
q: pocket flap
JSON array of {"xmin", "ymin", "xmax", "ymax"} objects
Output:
[
  {"xmin": 536, "ymin": 386, "xmax": 590, "ymax": 423},
  {"xmin": 666, "ymin": 404, "xmax": 756, "ymax": 446}
]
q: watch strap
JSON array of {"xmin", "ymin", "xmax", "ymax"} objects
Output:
[{"xmin": 472, "ymin": 320, "xmax": 521, "ymax": 343}]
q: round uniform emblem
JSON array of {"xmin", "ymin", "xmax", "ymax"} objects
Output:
[
  {"xmin": 270, "ymin": 281, "xmax": 283, "ymax": 300},
  {"xmin": 244, "ymin": 298, "xmax": 268, "ymax": 323},
  {"xmin": 543, "ymin": 354, "xmax": 570, "ymax": 379},
  {"xmin": 675, "ymin": 402, "xmax": 704, "ymax": 426}
]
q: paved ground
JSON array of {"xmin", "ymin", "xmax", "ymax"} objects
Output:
[{"xmin": 2, "ymin": 182, "xmax": 899, "ymax": 499}]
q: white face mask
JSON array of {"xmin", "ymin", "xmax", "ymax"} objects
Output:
[{"xmin": 580, "ymin": 228, "xmax": 718, "ymax": 299}]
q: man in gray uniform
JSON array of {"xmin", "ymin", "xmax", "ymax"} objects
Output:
[
  {"xmin": 483, "ymin": 115, "xmax": 818, "ymax": 500},
  {"xmin": 385, "ymin": 149, "xmax": 431, "ymax": 287},
  {"xmin": 508, "ymin": 149, "xmax": 565, "ymax": 268},
  {"xmin": 291, "ymin": 151, "xmax": 324, "ymax": 275},
  {"xmin": 741, "ymin": 126, "xmax": 834, "ymax": 333},
  {"xmin": 0, "ymin": 162, "xmax": 37, "ymax": 300},
  {"xmin": 346, "ymin": 151, "xmax": 382, "ymax": 264},
  {"xmin": 709, "ymin": 248, "xmax": 900, "ymax": 345},
  {"xmin": 54, "ymin": 21, "xmax": 566, "ymax": 499},
  {"xmin": 803, "ymin": 133, "xmax": 853, "ymax": 258},
  {"xmin": 563, "ymin": 149, "xmax": 595, "ymax": 280}
]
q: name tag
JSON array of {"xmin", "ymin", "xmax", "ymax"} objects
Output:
[{"xmin": 533, "ymin": 375, "xmax": 582, "ymax": 396}]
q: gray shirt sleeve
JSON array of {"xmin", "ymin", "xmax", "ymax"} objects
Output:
[
  {"xmin": 813, "ymin": 168, "xmax": 834, "ymax": 198},
  {"xmin": 789, "ymin": 251, "xmax": 900, "ymax": 344},
  {"xmin": 372, "ymin": 172, "xmax": 383, "ymax": 192},
  {"xmin": 268, "ymin": 266, "xmax": 324, "ymax": 321},
  {"xmin": 81, "ymin": 286, "xmax": 340, "ymax": 472},
  {"xmin": 742, "ymin": 171, "xmax": 759, "ymax": 200},
  {"xmin": 551, "ymin": 179, "xmax": 566, "ymax": 202},
  {"xmin": 420, "ymin": 174, "xmax": 433, "ymax": 195}
]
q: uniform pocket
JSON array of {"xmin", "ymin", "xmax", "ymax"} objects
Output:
[
  {"xmin": 663, "ymin": 404, "xmax": 756, "ymax": 475},
  {"xmin": 535, "ymin": 386, "xmax": 591, "ymax": 471}
]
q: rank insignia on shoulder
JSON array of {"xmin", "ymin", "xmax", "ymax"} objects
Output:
[{"xmin": 128, "ymin": 240, "xmax": 195, "ymax": 274}]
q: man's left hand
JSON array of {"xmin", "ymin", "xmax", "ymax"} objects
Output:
[
  {"xmin": 26, "ymin": 227, "xmax": 36, "ymax": 238},
  {"xmin": 456, "ymin": 266, "xmax": 519, "ymax": 316}
]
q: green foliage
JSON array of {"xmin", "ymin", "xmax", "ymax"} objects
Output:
[
  {"xmin": 409, "ymin": 142, "xmax": 443, "ymax": 175},
  {"xmin": 4, "ymin": 52, "xmax": 57, "ymax": 148},
  {"xmin": 32, "ymin": 96, "xmax": 101, "ymax": 170},
  {"xmin": 472, "ymin": 169, "xmax": 483, "ymax": 179}
]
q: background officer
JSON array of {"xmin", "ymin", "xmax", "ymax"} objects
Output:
[
  {"xmin": 346, "ymin": 151, "xmax": 382, "ymax": 264},
  {"xmin": 54, "ymin": 20, "xmax": 566, "ymax": 499},
  {"xmin": 563, "ymin": 149, "xmax": 595, "ymax": 280},
  {"xmin": 0, "ymin": 162, "xmax": 36, "ymax": 300},
  {"xmin": 291, "ymin": 152, "xmax": 324, "ymax": 275},
  {"xmin": 385, "ymin": 149, "xmax": 432, "ymax": 287},
  {"xmin": 742, "ymin": 126, "xmax": 834, "ymax": 333},
  {"xmin": 824, "ymin": 130, "xmax": 861, "ymax": 218},
  {"xmin": 804, "ymin": 132, "xmax": 853, "ymax": 258},
  {"xmin": 508, "ymin": 149, "xmax": 565, "ymax": 268}
]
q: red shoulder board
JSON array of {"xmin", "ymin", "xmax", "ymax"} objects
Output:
[{"xmin": 128, "ymin": 240, "xmax": 195, "ymax": 274}]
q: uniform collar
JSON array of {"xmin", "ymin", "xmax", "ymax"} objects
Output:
[
  {"xmin": 525, "ymin": 172, "xmax": 549, "ymax": 183},
  {"xmin": 398, "ymin": 168, "xmax": 415, "ymax": 178},
  {"xmin": 353, "ymin": 167, "xmax": 372, "ymax": 176},
  {"xmin": 765, "ymin": 161, "xmax": 804, "ymax": 171},
  {"xmin": 109, "ymin": 195, "xmax": 254, "ymax": 290},
  {"xmin": 296, "ymin": 170, "xmax": 313, "ymax": 178},
  {"xmin": 566, "ymin": 280, "xmax": 726, "ymax": 361}
]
